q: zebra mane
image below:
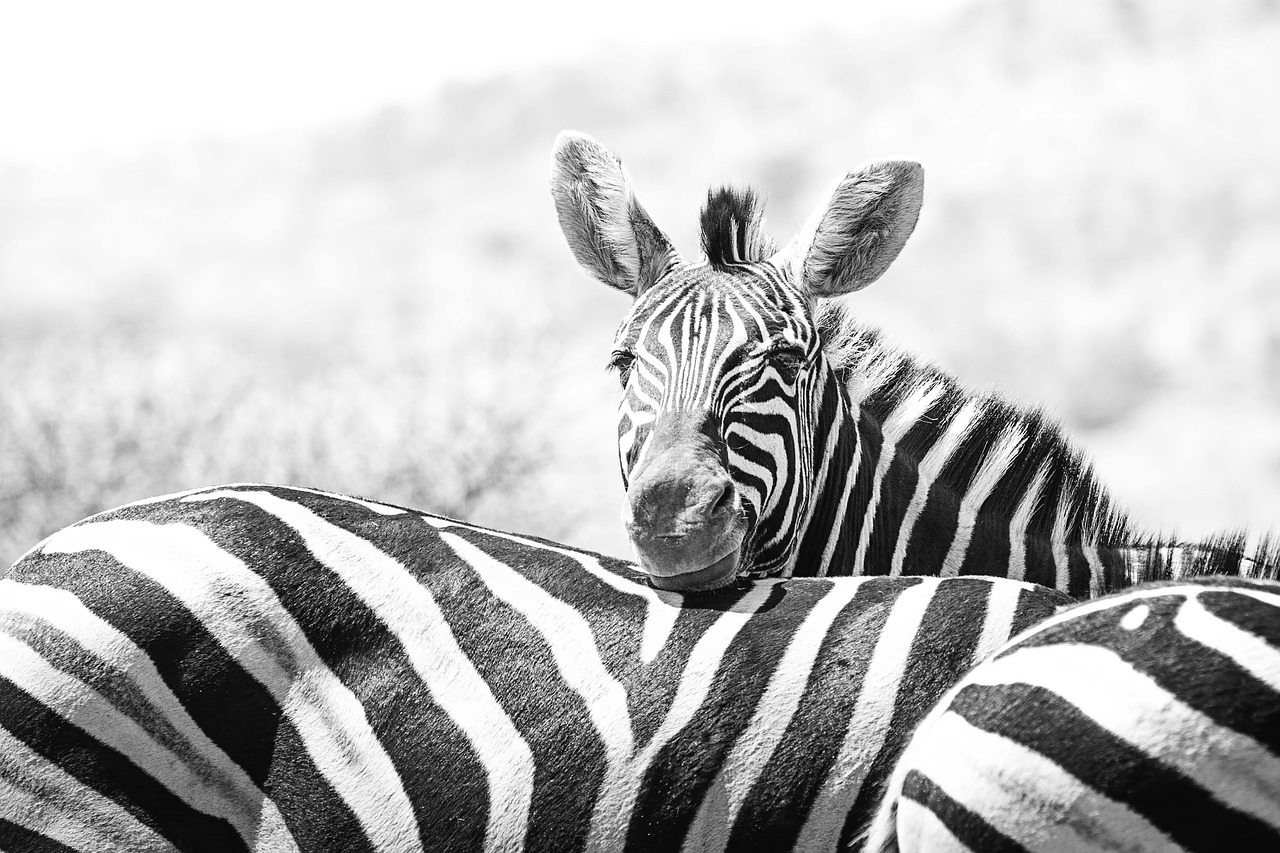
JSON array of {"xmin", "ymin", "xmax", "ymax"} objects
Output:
[
  {"xmin": 1125, "ymin": 530, "xmax": 1280, "ymax": 584},
  {"xmin": 700, "ymin": 187, "xmax": 778, "ymax": 269},
  {"xmin": 814, "ymin": 299, "xmax": 1280, "ymax": 582}
]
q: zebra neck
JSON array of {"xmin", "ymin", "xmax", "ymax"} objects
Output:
[
  {"xmin": 809, "ymin": 312, "xmax": 1133, "ymax": 593},
  {"xmin": 785, "ymin": 375, "xmax": 865, "ymax": 577},
  {"xmin": 786, "ymin": 369, "xmax": 1137, "ymax": 596},
  {"xmin": 831, "ymin": 402, "xmax": 1133, "ymax": 596},
  {"xmin": 807, "ymin": 310, "xmax": 1280, "ymax": 594}
]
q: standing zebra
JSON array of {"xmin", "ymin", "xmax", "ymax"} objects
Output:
[
  {"xmin": 864, "ymin": 575, "xmax": 1280, "ymax": 852},
  {"xmin": 551, "ymin": 131, "xmax": 1278, "ymax": 595},
  {"xmin": 1, "ymin": 483, "xmax": 1070, "ymax": 853}
]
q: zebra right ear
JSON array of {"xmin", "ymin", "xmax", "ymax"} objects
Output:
[
  {"xmin": 778, "ymin": 160, "xmax": 924, "ymax": 298},
  {"xmin": 550, "ymin": 131, "xmax": 680, "ymax": 297}
]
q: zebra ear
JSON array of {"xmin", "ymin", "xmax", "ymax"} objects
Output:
[
  {"xmin": 550, "ymin": 131, "xmax": 680, "ymax": 296},
  {"xmin": 779, "ymin": 160, "xmax": 924, "ymax": 298}
]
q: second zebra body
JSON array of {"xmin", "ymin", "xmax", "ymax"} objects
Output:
[{"xmin": 865, "ymin": 576, "xmax": 1280, "ymax": 852}]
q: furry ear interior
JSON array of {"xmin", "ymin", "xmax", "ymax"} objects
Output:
[
  {"xmin": 550, "ymin": 131, "xmax": 680, "ymax": 296},
  {"xmin": 778, "ymin": 161, "xmax": 924, "ymax": 298}
]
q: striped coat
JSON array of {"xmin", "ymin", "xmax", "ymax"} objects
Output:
[
  {"xmin": 0, "ymin": 484, "xmax": 1070, "ymax": 852},
  {"xmin": 865, "ymin": 576, "xmax": 1280, "ymax": 852}
]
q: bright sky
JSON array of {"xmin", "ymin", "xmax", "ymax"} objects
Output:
[{"xmin": 0, "ymin": 0, "xmax": 974, "ymax": 166}]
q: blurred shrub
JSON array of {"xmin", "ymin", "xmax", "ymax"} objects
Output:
[{"xmin": 0, "ymin": 329, "xmax": 568, "ymax": 568}]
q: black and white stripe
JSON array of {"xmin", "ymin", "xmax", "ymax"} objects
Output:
[
  {"xmin": 864, "ymin": 575, "xmax": 1280, "ymax": 852},
  {"xmin": 551, "ymin": 130, "xmax": 1279, "ymax": 596},
  {"xmin": 0, "ymin": 483, "xmax": 1070, "ymax": 852}
]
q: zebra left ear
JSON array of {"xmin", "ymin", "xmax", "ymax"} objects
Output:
[
  {"xmin": 777, "ymin": 160, "xmax": 924, "ymax": 298},
  {"xmin": 550, "ymin": 131, "xmax": 681, "ymax": 297}
]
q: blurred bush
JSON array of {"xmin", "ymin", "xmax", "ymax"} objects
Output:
[{"xmin": 0, "ymin": 329, "xmax": 570, "ymax": 566}]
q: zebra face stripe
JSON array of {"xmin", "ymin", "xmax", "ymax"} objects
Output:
[{"xmin": 611, "ymin": 262, "xmax": 835, "ymax": 587}]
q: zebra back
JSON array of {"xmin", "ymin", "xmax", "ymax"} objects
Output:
[{"xmin": 1, "ymin": 483, "xmax": 1070, "ymax": 853}]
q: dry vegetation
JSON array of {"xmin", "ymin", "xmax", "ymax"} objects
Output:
[
  {"xmin": 4, "ymin": 0, "xmax": 1280, "ymax": 567},
  {"xmin": 1, "ymin": 328, "xmax": 570, "ymax": 564}
]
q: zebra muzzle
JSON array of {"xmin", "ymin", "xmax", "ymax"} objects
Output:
[
  {"xmin": 623, "ymin": 478, "xmax": 747, "ymax": 592},
  {"xmin": 622, "ymin": 410, "xmax": 749, "ymax": 591}
]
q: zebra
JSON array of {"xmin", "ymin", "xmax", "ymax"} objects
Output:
[
  {"xmin": 0, "ymin": 483, "xmax": 1072, "ymax": 852},
  {"xmin": 863, "ymin": 575, "xmax": 1280, "ymax": 852},
  {"xmin": 550, "ymin": 130, "xmax": 1279, "ymax": 595}
]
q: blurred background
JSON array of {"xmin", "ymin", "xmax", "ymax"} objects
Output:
[{"xmin": 3, "ymin": 0, "xmax": 1280, "ymax": 568}]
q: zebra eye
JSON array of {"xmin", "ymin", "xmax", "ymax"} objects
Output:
[
  {"xmin": 608, "ymin": 350, "xmax": 636, "ymax": 385},
  {"xmin": 768, "ymin": 347, "xmax": 808, "ymax": 384}
]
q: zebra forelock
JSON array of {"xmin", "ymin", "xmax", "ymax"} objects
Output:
[{"xmin": 700, "ymin": 187, "xmax": 778, "ymax": 269}]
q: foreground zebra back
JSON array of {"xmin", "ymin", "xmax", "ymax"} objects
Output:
[
  {"xmin": 865, "ymin": 576, "xmax": 1280, "ymax": 852},
  {"xmin": 0, "ymin": 484, "xmax": 1069, "ymax": 853}
]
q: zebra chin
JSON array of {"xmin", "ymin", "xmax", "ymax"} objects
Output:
[{"xmin": 629, "ymin": 527, "xmax": 749, "ymax": 593}]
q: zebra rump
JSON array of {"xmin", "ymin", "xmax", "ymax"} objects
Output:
[
  {"xmin": 0, "ymin": 483, "xmax": 1069, "ymax": 853},
  {"xmin": 864, "ymin": 575, "xmax": 1280, "ymax": 853}
]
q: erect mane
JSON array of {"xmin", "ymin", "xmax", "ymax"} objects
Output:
[
  {"xmin": 700, "ymin": 187, "xmax": 778, "ymax": 269},
  {"xmin": 814, "ymin": 299, "xmax": 1280, "ymax": 583},
  {"xmin": 1125, "ymin": 530, "xmax": 1280, "ymax": 584}
]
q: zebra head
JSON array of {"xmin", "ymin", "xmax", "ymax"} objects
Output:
[{"xmin": 551, "ymin": 131, "xmax": 923, "ymax": 592}]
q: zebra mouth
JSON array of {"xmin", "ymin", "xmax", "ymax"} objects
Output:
[{"xmin": 646, "ymin": 548, "xmax": 742, "ymax": 592}]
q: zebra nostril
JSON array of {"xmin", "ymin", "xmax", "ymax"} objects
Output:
[{"xmin": 712, "ymin": 482, "xmax": 735, "ymax": 516}]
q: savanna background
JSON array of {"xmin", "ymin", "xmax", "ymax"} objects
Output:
[{"xmin": 3, "ymin": 0, "xmax": 1280, "ymax": 569}]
